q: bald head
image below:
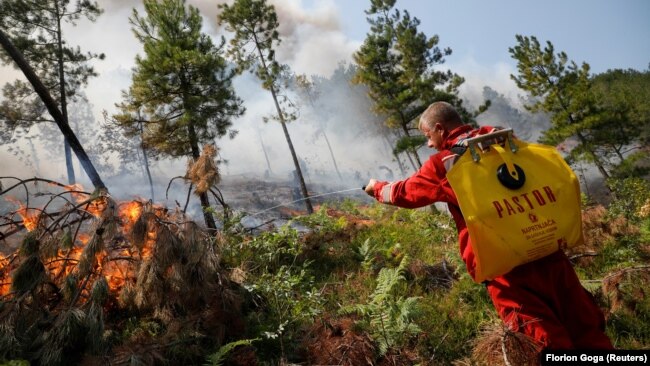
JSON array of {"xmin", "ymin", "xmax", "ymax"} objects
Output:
[{"xmin": 419, "ymin": 101, "xmax": 464, "ymax": 131}]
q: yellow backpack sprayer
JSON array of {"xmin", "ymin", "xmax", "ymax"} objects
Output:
[{"xmin": 446, "ymin": 129, "xmax": 583, "ymax": 283}]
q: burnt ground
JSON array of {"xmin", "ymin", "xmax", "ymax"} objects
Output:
[{"xmin": 216, "ymin": 174, "xmax": 372, "ymax": 230}]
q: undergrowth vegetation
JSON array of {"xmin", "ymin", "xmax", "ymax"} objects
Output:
[
  {"xmin": 2, "ymin": 184, "xmax": 649, "ymax": 365},
  {"xmin": 204, "ymin": 182, "xmax": 650, "ymax": 365}
]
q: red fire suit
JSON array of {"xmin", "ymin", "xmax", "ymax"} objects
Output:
[{"xmin": 372, "ymin": 125, "xmax": 613, "ymax": 350}]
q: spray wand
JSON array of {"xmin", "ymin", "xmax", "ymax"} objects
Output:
[{"xmin": 247, "ymin": 187, "xmax": 366, "ymax": 217}]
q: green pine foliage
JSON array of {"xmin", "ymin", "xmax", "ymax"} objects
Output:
[
  {"xmin": 592, "ymin": 68, "xmax": 650, "ymax": 178},
  {"xmin": 218, "ymin": 0, "xmax": 313, "ymax": 213},
  {"xmin": 353, "ymin": 0, "xmax": 489, "ymax": 168},
  {"xmin": 510, "ymin": 35, "xmax": 649, "ymax": 181},
  {"xmin": 113, "ymin": 0, "xmax": 244, "ymax": 228},
  {"xmin": 0, "ymin": 0, "xmax": 104, "ymax": 183},
  {"xmin": 114, "ymin": 0, "xmax": 243, "ymax": 160}
]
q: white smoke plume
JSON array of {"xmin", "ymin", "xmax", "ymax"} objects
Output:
[{"xmin": 0, "ymin": 0, "xmax": 548, "ymax": 214}]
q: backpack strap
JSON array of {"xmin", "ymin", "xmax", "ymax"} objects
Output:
[
  {"xmin": 442, "ymin": 137, "xmax": 469, "ymax": 173},
  {"xmin": 443, "ymin": 126, "xmax": 508, "ymax": 172}
]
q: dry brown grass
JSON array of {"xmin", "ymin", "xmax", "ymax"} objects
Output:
[
  {"xmin": 470, "ymin": 320, "xmax": 542, "ymax": 366},
  {"xmin": 568, "ymin": 205, "xmax": 639, "ymax": 261},
  {"xmin": 407, "ymin": 258, "xmax": 458, "ymax": 291},
  {"xmin": 302, "ymin": 316, "xmax": 376, "ymax": 366},
  {"xmin": 602, "ymin": 266, "xmax": 650, "ymax": 314},
  {"xmin": 187, "ymin": 144, "xmax": 220, "ymax": 195}
]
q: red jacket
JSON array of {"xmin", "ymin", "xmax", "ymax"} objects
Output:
[
  {"xmin": 374, "ymin": 125, "xmax": 614, "ymax": 349},
  {"xmin": 373, "ymin": 125, "xmax": 499, "ymax": 280}
]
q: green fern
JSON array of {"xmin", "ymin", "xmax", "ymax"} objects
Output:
[
  {"xmin": 354, "ymin": 238, "xmax": 378, "ymax": 270},
  {"xmin": 340, "ymin": 255, "xmax": 422, "ymax": 356},
  {"xmin": 205, "ymin": 338, "xmax": 259, "ymax": 366}
]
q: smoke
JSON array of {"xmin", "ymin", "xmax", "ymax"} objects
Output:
[
  {"xmin": 449, "ymin": 56, "xmax": 522, "ymax": 109},
  {"xmin": 268, "ymin": 0, "xmax": 359, "ymax": 76},
  {"xmin": 0, "ymin": 0, "xmax": 543, "ymax": 215}
]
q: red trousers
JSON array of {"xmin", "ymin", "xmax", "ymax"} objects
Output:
[{"xmin": 486, "ymin": 251, "xmax": 613, "ymax": 350}]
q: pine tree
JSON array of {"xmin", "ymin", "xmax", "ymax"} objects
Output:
[
  {"xmin": 0, "ymin": 0, "xmax": 104, "ymax": 184},
  {"xmin": 509, "ymin": 35, "xmax": 647, "ymax": 181},
  {"xmin": 114, "ymin": 0, "xmax": 244, "ymax": 229},
  {"xmin": 218, "ymin": 0, "xmax": 313, "ymax": 214},
  {"xmin": 591, "ymin": 68, "xmax": 650, "ymax": 178},
  {"xmin": 353, "ymin": 0, "xmax": 486, "ymax": 170},
  {"xmin": 0, "ymin": 28, "xmax": 105, "ymax": 190}
]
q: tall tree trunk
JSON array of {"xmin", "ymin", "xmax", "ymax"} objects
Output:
[
  {"xmin": 54, "ymin": 1, "xmax": 75, "ymax": 184},
  {"xmin": 253, "ymin": 37, "xmax": 312, "ymax": 214},
  {"xmin": 187, "ymin": 124, "xmax": 217, "ymax": 229},
  {"xmin": 64, "ymin": 141, "xmax": 75, "ymax": 183},
  {"xmin": 382, "ymin": 133, "xmax": 406, "ymax": 177},
  {"xmin": 302, "ymin": 87, "xmax": 343, "ymax": 181},
  {"xmin": 0, "ymin": 28, "xmax": 105, "ymax": 190},
  {"xmin": 395, "ymin": 128, "xmax": 418, "ymax": 172},
  {"xmin": 400, "ymin": 121, "xmax": 422, "ymax": 169},
  {"xmin": 321, "ymin": 129, "xmax": 343, "ymax": 181},
  {"xmin": 139, "ymin": 121, "xmax": 155, "ymax": 201},
  {"xmin": 257, "ymin": 129, "xmax": 273, "ymax": 175},
  {"xmin": 274, "ymin": 102, "xmax": 313, "ymax": 214},
  {"xmin": 576, "ymin": 131, "xmax": 610, "ymax": 180}
]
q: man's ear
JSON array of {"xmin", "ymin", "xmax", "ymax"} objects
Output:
[{"xmin": 434, "ymin": 122, "xmax": 444, "ymax": 132}]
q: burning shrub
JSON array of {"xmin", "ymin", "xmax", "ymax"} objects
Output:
[{"xmin": 0, "ymin": 179, "xmax": 245, "ymax": 365}]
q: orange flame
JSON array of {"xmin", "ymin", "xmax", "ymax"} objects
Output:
[
  {"xmin": 63, "ymin": 184, "xmax": 106, "ymax": 217},
  {"xmin": 119, "ymin": 201, "xmax": 143, "ymax": 224},
  {"xmin": 103, "ymin": 259, "xmax": 132, "ymax": 293},
  {"xmin": 77, "ymin": 233, "xmax": 91, "ymax": 245},
  {"xmin": 0, "ymin": 255, "xmax": 11, "ymax": 296},
  {"xmin": 142, "ymin": 227, "xmax": 157, "ymax": 258},
  {"xmin": 118, "ymin": 201, "xmax": 144, "ymax": 236},
  {"xmin": 45, "ymin": 247, "xmax": 84, "ymax": 279},
  {"xmin": 5, "ymin": 196, "xmax": 39, "ymax": 231},
  {"xmin": 3, "ymin": 196, "xmax": 173, "ymax": 297},
  {"xmin": 64, "ymin": 183, "xmax": 88, "ymax": 203}
]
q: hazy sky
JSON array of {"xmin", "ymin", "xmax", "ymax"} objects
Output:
[
  {"xmin": 66, "ymin": 0, "xmax": 649, "ymax": 116},
  {"xmin": 333, "ymin": 0, "xmax": 650, "ymax": 74},
  {"xmin": 0, "ymin": 0, "xmax": 649, "ymax": 192}
]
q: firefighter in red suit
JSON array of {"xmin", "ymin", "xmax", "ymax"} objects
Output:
[{"xmin": 364, "ymin": 101, "xmax": 613, "ymax": 350}]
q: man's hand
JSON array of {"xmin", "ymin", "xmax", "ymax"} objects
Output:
[{"xmin": 364, "ymin": 179, "xmax": 377, "ymax": 197}]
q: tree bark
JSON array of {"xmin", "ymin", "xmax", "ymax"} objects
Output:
[
  {"xmin": 139, "ymin": 120, "xmax": 155, "ymax": 201},
  {"xmin": 257, "ymin": 129, "xmax": 273, "ymax": 175},
  {"xmin": 54, "ymin": 0, "xmax": 76, "ymax": 184},
  {"xmin": 382, "ymin": 133, "xmax": 406, "ymax": 176},
  {"xmin": 252, "ymin": 34, "xmax": 313, "ymax": 214},
  {"xmin": 321, "ymin": 129, "xmax": 343, "ymax": 181},
  {"xmin": 0, "ymin": 28, "xmax": 105, "ymax": 190},
  {"xmin": 575, "ymin": 131, "xmax": 610, "ymax": 181},
  {"xmin": 400, "ymin": 121, "xmax": 422, "ymax": 169}
]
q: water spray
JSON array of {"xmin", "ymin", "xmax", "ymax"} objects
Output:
[{"xmin": 246, "ymin": 187, "xmax": 365, "ymax": 217}]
